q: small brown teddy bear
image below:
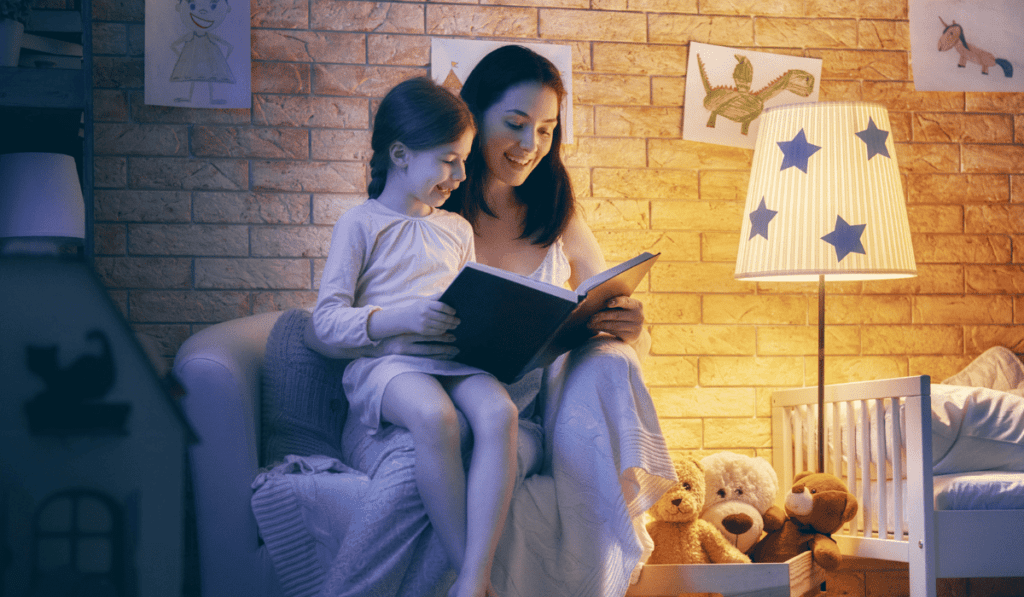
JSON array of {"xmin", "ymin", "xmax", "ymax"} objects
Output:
[
  {"xmin": 748, "ymin": 471, "xmax": 858, "ymax": 571},
  {"xmin": 647, "ymin": 456, "xmax": 751, "ymax": 565}
]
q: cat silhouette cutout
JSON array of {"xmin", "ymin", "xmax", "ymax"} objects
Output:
[
  {"xmin": 23, "ymin": 329, "xmax": 130, "ymax": 435},
  {"xmin": 26, "ymin": 329, "xmax": 116, "ymax": 404}
]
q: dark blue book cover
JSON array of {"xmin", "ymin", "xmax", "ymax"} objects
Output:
[{"xmin": 439, "ymin": 252, "xmax": 658, "ymax": 383}]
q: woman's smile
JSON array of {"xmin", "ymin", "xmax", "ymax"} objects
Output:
[{"xmin": 504, "ymin": 153, "xmax": 532, "ymax": 167}]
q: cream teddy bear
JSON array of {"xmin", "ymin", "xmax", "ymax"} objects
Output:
[{"xmin": 700, "ymin": 452, "xmax": 786, "ymax": 553}]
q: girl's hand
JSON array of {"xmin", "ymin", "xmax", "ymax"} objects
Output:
[
  {"xmin": 587, "ymin": 296, "xmax": 644, "ymax": 344},
  {"xmin": 368, "ymin": 299, "xmax": 460, "ymax": 340},
  {"xmin": 401, "ymin": 300, "xmax": 460, "ymax": 336}
]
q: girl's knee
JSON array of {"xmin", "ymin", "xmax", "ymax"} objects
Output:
[
  {"xmin": 407, "ymin": 399, "xmax": 461, "ymax": 449},
  {"xmin": 477, "ymin": 393, "xmax": 519, "ymax": 438}
]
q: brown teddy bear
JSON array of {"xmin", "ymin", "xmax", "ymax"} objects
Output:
[
  {"xmin": 646, "ymin": 456, "xmax": 751, "ymax": 565},
  {"xmin": 748, "ymin": 471, "xmax": 858, "ymax": 571}
]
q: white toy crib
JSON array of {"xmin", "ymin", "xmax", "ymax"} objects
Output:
[{"xmin": 772, "ymin": 375, "xmax": 1024, "ymax": 597}]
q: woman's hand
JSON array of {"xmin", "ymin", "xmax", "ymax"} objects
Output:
[
  {"xmin": 587, "ymin": 296, "xmax": 645, "ymax": 344},
  {"xmin": 375, "ymin": 333, "xmax": 459, "ymax": 359}
]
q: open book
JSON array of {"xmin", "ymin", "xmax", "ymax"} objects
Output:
[{"xmin": 439, "ymin": 251, "xmax": 659, "ymax": 383}]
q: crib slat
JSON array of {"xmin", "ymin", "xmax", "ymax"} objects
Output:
[
  {"xmin": 831, "ymin": 402, "xmax": 841, "ymax": 478},
  {"xmin": 890, "ymin": 396, "xmax": 904, "ymax": 540},
  {"xmin": 795, "ymin": 405, "xmax": 806, "ymax": 475},
  {"xmin": 845, "ymin": 401, "xmax": 857, "ymax": 534},
  {"xmin": 859, "ymin": 401, "xmax": 871, "ymax": 538},
  {"xmin": 807, "ymin": 403, "xmax": 816, "ymax": 474},
  {"xmin": 873, "ymin": 398, "xmax": 888, "ymax": 540},
  {"xmin": 781, "ymin": 405, "xmax": 793, "ymax": 487}
]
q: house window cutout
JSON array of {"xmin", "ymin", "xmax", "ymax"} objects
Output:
[{"xmin": 31, "ymin": 489, "xmax": 131, "ymax": 597}]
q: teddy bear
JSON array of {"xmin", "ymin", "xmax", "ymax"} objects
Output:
[
  {"xmin": 646, "ymin": 456, "xmax": 750, "ymax": 565},
  {"xmin": 748, "ymin": 471, "xmax": 858, "ymax": 571},
  {"xmin": 700, "ymin": 452, "xmax": 786, "ymax": 554}
]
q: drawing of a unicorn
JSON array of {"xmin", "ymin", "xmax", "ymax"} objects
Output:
[{"xmin": 937, "ymin": 17, "xmax": 1013, "ymax": 78}]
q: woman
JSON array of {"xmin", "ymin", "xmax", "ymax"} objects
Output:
[{"xmin": 309, "ymin": 45, "xmax": 675, "ymax": 597}]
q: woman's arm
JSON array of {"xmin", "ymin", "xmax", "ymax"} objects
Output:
[{"xmin": 561, "ymin": 214, "xmax": 651, "ymax": 358}]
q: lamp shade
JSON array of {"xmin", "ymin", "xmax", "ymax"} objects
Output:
[
  {"xmin": 0, "ymin": 152, "xmax": 85, "ymax": 239},
  {"xmin": 734, "ymin": 102, "xmax": 916, "ymax": 282}
]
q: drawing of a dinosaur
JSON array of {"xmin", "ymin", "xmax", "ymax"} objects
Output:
[
  {"xmin": 698, "ymin": 53, "xmax": 815, "ymax": 135},
  {"xmin": 937, "ymin": 17, "xmax": 1013, "ymax": 78}
]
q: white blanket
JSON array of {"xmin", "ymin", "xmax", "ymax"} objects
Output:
[
  {"xmin": 490, "ymin": 338, "xmax": 677, "ymax": 596},
  {"xmin": 315, "ymin": 336, "xmax": 676, "ymax": 597}
]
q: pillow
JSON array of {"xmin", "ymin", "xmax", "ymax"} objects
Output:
[
  {"xmin": 262, "ymin": 309, "xmax": 350, "ymax": 465},
  {"xmin": 942, "ymin": 346, "xmax": 1024, "ymax": 396},
  {"xmin": 930, "ymin": 384, "xmax": 1024, "ymax": 475}
]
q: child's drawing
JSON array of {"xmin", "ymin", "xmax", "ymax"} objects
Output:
[
  {"xmin": 909, "ymin": 0, "xmax": 1022, "ymax": 92},
  {"xmin": 683, "ymin": 42, "xmax": 821, "ymax": 150},
  {"xmin": 145, "ymin": 0, "xmax": 250, "ymax": 108},
  {"xmin": 170, "ymin": 0, "xmax": 235, "ymax": 104},
  {"xmin": 936, "ymin": 17, "xmax": 1013, "ymax": 78},
  {"xmin": 697, "ymin": 53, "xmax": 815, "ymax": 136}
]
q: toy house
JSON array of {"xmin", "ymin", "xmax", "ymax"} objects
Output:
[{"xmin": 0, "ymin": 257, "xmax": 194, "ymax": 597}]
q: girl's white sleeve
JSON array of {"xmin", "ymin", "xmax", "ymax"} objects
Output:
[{"xmin": 311, "ymin": 214, "xmax": 381, "ymax": 348}]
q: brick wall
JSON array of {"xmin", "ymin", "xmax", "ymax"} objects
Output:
[{"xmin": 91, "ymin": 0, "xmax": 1023, "ymax": 458}]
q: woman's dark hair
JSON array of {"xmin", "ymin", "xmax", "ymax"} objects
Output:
[
  {"xmin": 445, "ymin": 45, "xmax": 575, "ymax": 247},
  {"xmin": 367, "ymin": 77, "xmax": 475, "ymax": 199}
]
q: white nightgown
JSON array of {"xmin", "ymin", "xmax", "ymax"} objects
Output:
[{"xmin": 312, "ymin": 199, "xmax": 487, "ymax": 433}]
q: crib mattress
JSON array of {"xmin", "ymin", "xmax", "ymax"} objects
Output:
[
  {"xmin": 933, "ymin": 471, "xmax": 1024, "ymax": 510},
  {"xmin": 857, "ymin": 472, "xmax": 1024, "ymax": 536},
  {"xmin": 865, "ymin": 471, "xmax": 1024, "ymax": 512}
]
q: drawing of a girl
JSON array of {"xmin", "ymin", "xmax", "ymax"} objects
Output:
[{"xmin": 170, "ymin": 0, "xmax": 234, "ymax": 104}]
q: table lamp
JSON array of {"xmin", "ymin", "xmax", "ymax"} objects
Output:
[
  {"xmin": 734, "ymin": 101, "xmax": 917, "ymax": 472},
  {"xmin": 0, "ymin": 152, "xmax": 85, "ymax": 258}
]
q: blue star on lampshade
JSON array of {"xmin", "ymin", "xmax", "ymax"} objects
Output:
[
  {"xmin": 855, "ymin": 117, "xmax": 890, "ymax": 160},
  {"xmin": 748, "ymin": 197, "xmax": 777, "ymax": 240},
  {"xmin": 777, "ymin": 129, "xmax": 821, "ymax": 173},
  {"xmin": 821, "ymin": 215, "xmax": 867, "ymax": 262}
]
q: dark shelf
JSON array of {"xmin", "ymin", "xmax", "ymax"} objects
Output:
[
  {"xmin": 1, "ymin": 4, "xmax": 92, "ymax": 260},
  {"xmin": 0, "ymin": 66, "xmax": 84, "ymax": 109}
]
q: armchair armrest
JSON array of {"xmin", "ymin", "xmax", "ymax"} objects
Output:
[{"xmin": 173, "ymin": 311, "xmax": 285, "ymax": 597}]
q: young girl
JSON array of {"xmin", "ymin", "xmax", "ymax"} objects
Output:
[{"xmin": 311, "ymin": 77, "xmax": 517, "ymax": 597}]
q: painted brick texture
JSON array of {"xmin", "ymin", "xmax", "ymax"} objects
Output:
[{"xmin": 91, "ymin": 0, "xmax": 1022, "ymax": 469}]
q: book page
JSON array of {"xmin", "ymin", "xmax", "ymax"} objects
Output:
[{"xmin": 461, "ymin": 262, "xmax": 577, "ymax": 302}]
